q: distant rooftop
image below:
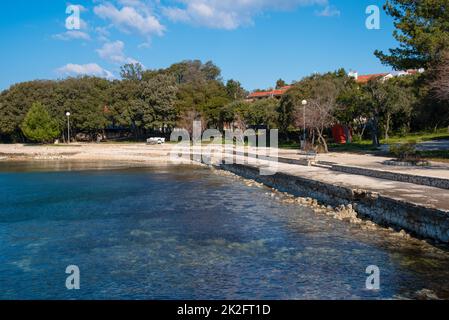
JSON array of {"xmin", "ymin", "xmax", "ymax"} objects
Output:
[
  {"xmin": 348, "ymin": 69, "xmax": 424, "ymax": 84},
  {"xmin": 247, "ymin": 86, "xmax": 292, "ymax": 99}
]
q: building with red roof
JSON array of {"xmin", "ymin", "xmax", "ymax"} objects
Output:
[
  {"xmin": 348, "ymin": 69, "xmax": 424, "ymax": 84},
  {"xmin": 246, "ymin": 86, "xmax": 292, "ymax": 101},
  {"xmin": 348, "ymin": 71, "xmax": 392, "ymax": 84}
]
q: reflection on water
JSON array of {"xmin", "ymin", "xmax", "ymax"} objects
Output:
[
  {"xmin": 0, "ymin": 160, "xmax": 151, "ymax": 172},
  {"xmin": 0, "ymin": 161, "xmax": 449, "ymax": 300}
]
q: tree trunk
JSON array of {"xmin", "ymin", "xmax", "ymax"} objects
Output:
[
  {"xmin": 371, "ymin": 117, "xmax": 380, "ymax": 147},
  {"xmin": 317, "ymin": 128, "xmax": 328, "ymax": 153},
  {"xmin": 358, "ymin": 124, "xmax": 367, "ymax": 141},
  {"xmin": 384, "ymin": 113, "xmax": 391, "ymax": 141},
  {"xmin": 434, "ymin": 123, "xmax": 440, "ymax": 133}
]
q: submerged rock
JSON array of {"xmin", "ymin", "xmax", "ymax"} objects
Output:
[{"xmin": 413, "ymin": 289, "xmax": 440, "ymax": 300}]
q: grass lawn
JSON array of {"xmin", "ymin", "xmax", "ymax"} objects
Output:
[
  {"xmin": 417, "ymin": 150, "xmax": 449, "ymax": 163},
  {"xmin": 381, "ymin": 128, "xmax": 449, "ymax": 144},
  {"xmin": 329, "ymin": 141, "xmax": 380, "ymax": 153},
  {"xmin": 278, "ymin": 141, "xmax": 301, "ymax": 150},
  {"xmin": 278, "ymin": 140, "xmax": 381, "ymax": 154},
  {"xmin": 282, "ymin": 129, "xmax": 449, "ymax": 158}
]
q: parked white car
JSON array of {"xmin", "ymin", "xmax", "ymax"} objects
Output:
[{"xmin": 147, "ymin": 137, "xmax": 166, "ymax": 145}]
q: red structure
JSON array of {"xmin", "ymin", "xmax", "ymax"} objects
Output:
[
  {"xmin": 246, "ymin": 86, "xmax": 292, "ymax": 101},
  {"xmin": 332, "ymin": 124, "xmax": 352, "ymax": 144}
]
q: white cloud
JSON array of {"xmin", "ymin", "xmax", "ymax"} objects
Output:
[
  {"xmin": 162, "ymin": 0, "xmax": 330, "ymax": 30},
  {"xmin": 53, "ymin": 30, "xmax": 91, "ymax": 41},
  {"xmin": 96, "ymin": 40, "xmax": 139, "ymax": 64},
  {"xmin": 138, "ymin": 41, "xmax": 151, "ymax": 49},
  {"xmin": 316, "ymin": 5, "xmax": 340, "ymax": 17},
  {"xmin": 56, "ymin": 63, "xmax": 114, "ymax": 79},
  {"xmin": 95, "ymin": 26, "xmax": 111, "ymax": 42},
  {"xmin": 94, "ymin": 2, "xmax": 165, "ymax": 36}
]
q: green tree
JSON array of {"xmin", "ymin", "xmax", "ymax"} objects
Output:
[
  {"xmin": 277, "ymin": 89, "xmax": 297, "ymax": 140},
  {"xmin": 293, "ymin": 74, "xmax": 343, "ymax": 152},
  {"xmin": 335, "ymin": 79, "xmax": 371, "ymax": 141},
  {"xmin": 0, "ymin": 80, "xmax": 59, "ymax": 141},
  {"xmin": 429, "ymin": 50, "xmax": 449, "ymax": 102},
  {"xmin": 380, "ymin": 79, "xmax": 413, "ymax": 140},
  {"xmin": 56, "ymin": 77, "xmax": 110, "ymax": 140},
  {"xmin": 142, "ymin": 74, "xmax": 178, "ymax": 132},
  {"xmin": 20, "ymin": 102, "xmax": 60, "ymax": 143},
  {"xmin": 165, "ymin": 60, "xmax": 221, "ymax": 84},
  {"xmin": 221, "ymin": 100, "xmax": 251, "ymax": 131},
  {"xmin": 276, "ymin": 79, "xmax": 287, "ymax": 89},
  {"xmin": 364, "ymin": 77, "xmax": 417, "ymax": 141},
  {"xmin": 120, "ymin": 63, "xmax": 144, "ymax": 81},
  {"xmin": 201, "ymin": 61, "xmax": 222, "ymax": 81},
  {"xmin": 375, "ymin": 0, "xmax": 449, "ymax": 70},
  {"xmin": 108, "ymin": 79, "xmax": 145, "ymax": 139},
  {"xmin": 226, "ymin": 79, "xmax": 246, "ymax": 100},
  {"xmin": 246, "ymin": 99, "xmax": 279, "ymax": 129}
]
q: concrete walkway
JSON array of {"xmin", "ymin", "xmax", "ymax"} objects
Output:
[
  {"xmin": 416, "ymin": 139, "xmax": 449, "ymax": 151},
  {"xmin": 379, "ymin": 139, "xmax": 449, "ymax": 152},
  {"xmin": 277, "ymin": 149, "xmax": 449, "ymax": 181},
  {"xmin": 214, "ymin": 146, "xmax": 449, "ymax": 211},
  {"xmin": 284, "ymin": 162, "xmax": 449, "ymax": 210}
]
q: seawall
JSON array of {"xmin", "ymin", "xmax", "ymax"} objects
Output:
[{"xmin": 219, "ymin": 163, "xmax": 449, "ymax": 243}]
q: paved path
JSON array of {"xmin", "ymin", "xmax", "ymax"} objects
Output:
[
  {"xmin": 379, "ymin": 139, "xmax": 449, "ymax": 152},
  {"xmin": 238, "ymin": 154, "xmax": 449, "ymax": 211},
  {"xmin": 276, "ymin": 149, "xmax": 449, "ymax": 180},
  {"xmin": 416, "ymin": 139, "xmax": 449, "ymax": 151}
]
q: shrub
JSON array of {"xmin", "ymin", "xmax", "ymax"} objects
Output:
[
  {"xmin": 20, "ymin": 102, "xmax": 60, "ymax": 143},
  {"xmin": 389, "ymin": 140, "xmax": 419, "ymax": 161}
]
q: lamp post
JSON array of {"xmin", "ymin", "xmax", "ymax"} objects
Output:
[
  {"xmin": 301, "ymin": 100, "xmax": 307, "ymax": 150},
  {"xmin": 66, "ymin": 112, "xmax": 71, "ymax": 144}
]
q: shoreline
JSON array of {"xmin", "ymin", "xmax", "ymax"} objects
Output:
[{"xmin": 0, "ymin": 143, "xmax": 183, "ymax": 164}]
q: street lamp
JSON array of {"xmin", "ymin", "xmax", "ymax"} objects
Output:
[
  {"xmin": 301, "ymin": 100, "xmax": 307, "ymax": 150},
  {"xmin": 66, "ymin": 112, "xmax": 71, "ymax": 144}
]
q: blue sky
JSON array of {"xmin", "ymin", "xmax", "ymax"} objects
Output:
[{"xmin": 0, "ymin": 0, "xmax": 397, "ymax": 91}]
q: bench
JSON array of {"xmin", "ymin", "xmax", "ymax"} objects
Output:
[{"xmin": 298, "ymin": 150, "xmax": 317, "ymax": 161}]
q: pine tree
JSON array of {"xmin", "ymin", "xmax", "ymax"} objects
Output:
[
  {"xmin": 20, "ymin": 102, "xmax": 60, "ymax": 143},
  {"xmin": 375, "ymin": 0, "xmax": 449, "ymax": 70}
]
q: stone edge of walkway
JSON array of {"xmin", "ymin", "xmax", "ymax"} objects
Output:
[
  {"xmin": 330, "ymin": 164, "xmax": 449, "ymax": 190},
  {"xmin": 218, "ymin": 162, "xmax": 449, "ymax": 243}
]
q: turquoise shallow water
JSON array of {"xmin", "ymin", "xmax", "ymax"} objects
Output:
[{"xmin": 1, "ymin": 161, "xmax": 449, "ymax": 300}]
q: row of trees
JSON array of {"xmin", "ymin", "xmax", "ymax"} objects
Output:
[
  {"xmin": 0, "ymin": 58, "xmax": 298, "ymax": 144},
  {"xmin": 0, "ymin": 60, "xmax": 249, "ymax": 143},
  {"xmin": 0, "ymin": 60, "xmax": 446, "ymax": 148},
  {"xmin": 280, "ymin": 70, "xmax": 420, "ymax": 152}
]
